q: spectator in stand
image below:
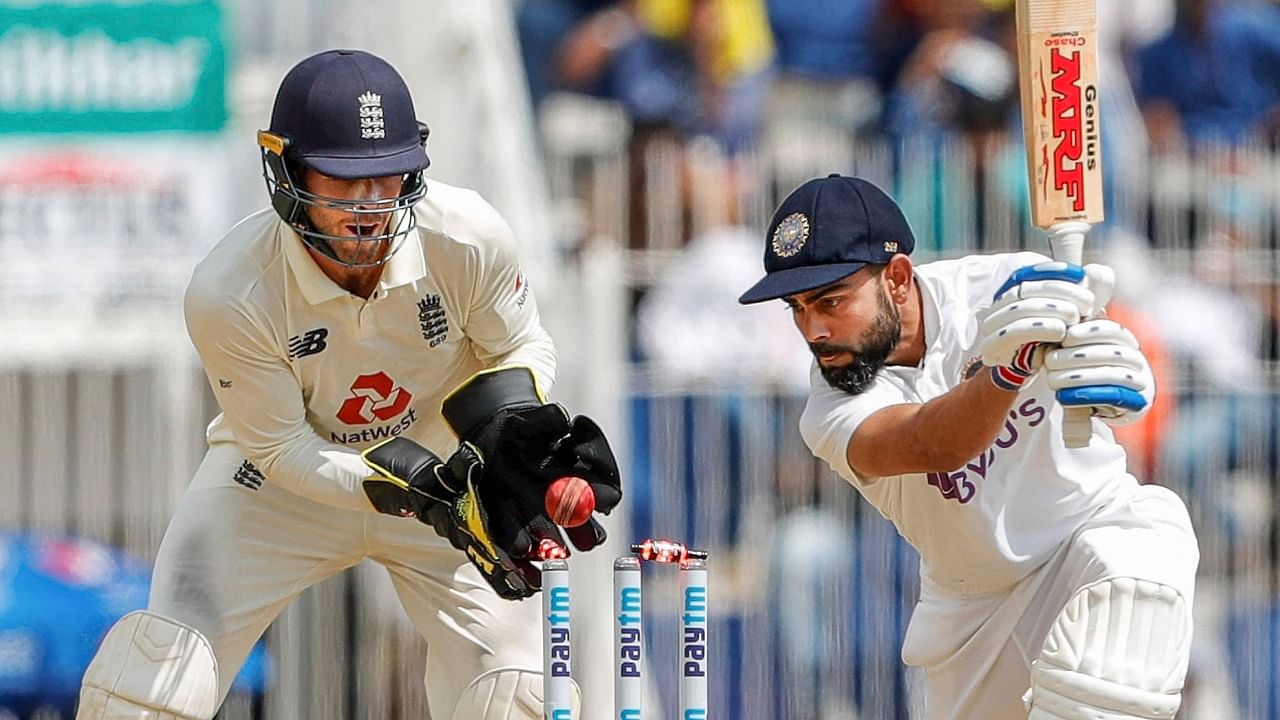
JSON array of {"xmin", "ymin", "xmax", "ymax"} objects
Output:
[
  {"xmin": 519, "ymin": 0, "xmax": 774, "ymax": 253},
  {"xmin": 1136, "ymin": 0, "xmax": 1280, "ymax": 151},
  {"xmin": 517, "ymin": 0, "xmax": 774, "ymax": 152},
  {"xmin": 515, "ymin": 0, "xmax": 622, "ymax": 110},
  {"xmin": 881, "ymin": 1, "xmax": 1014, "ymax": 141},
  {"xmin": 875, "ymin": 2, "xmax": 1023, "ymax": 255},
  {"xmin": 762, "ymin": 0, "xmax": 888, "ymax": 136}
]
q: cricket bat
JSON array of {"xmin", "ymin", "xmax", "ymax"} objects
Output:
[{"xmin": 1015, "ymin": 0, "xmax": 1104, "ymax": 448}]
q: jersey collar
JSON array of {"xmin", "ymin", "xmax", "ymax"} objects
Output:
[
  {"xmin": 917, "ymin": 270, "xmax": 941, "ymax": 359},
  {"xmin": 280, "ymin": 218, "xmax": 428, "ymax": 305},
  {"xmin": 281, "ymin": 223, "xmax": 347, "ymax": 305},
  {"xmin": 378, "ymin": 223, "xmax": 427, "ymax": 290}
]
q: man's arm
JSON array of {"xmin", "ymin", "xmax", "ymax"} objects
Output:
[
  {"xmin": 184, "ymin": 284, "xmax": 375, "ymax": 512},
  {"xmin": 847, "ymin": 259, "xmax": 1102, "ymax": 480},
  {"xmin": 848, "ymin": 372, "xmax": 1019, "ymax": 479},
  {"xmin": 455, "ymin": 193, "xmax": 557, "ymax": 388}
]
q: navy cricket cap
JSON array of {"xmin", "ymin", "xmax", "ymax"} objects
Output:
[
  {"xmin": 738, "ymin": 174, "xmax": 915, "ymax": 304},
  {"xmin": 269, "ymin": 49, "xmax": 429, "ymax": 179}
]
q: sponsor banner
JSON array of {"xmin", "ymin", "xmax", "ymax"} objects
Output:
[
  {"xmin": 0, "ymin": 0, "xmax": 227, "ymax": 133},
  {"xmin": 0, "ymin": 141, "xmax": 233, "ymax": 313}
]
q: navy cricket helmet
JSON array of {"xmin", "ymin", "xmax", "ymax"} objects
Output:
[{"xmin": 258, "ymin": 49, "xmax": 431, "ymax": 268}]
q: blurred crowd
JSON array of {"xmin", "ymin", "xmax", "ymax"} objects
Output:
[{"xmin": 517, "ymin": 0, "xmax": 1280, "ymax": 156}]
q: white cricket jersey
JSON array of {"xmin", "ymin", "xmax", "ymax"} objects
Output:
[
  {"xmin": 184, "ymin": 181, "xmax": 555, "ymax": 513},
  {"xmin": 800, "ymin": 252, "xmax": 1139, "ymax": 596}
]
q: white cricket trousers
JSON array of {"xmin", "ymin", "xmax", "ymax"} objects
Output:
[
  {"xmin": 147, "ymin": 442, "xmax": 543, "ymax": 716},
  {"xmin": 903, "ymin": 483, "xmax": 1199, "ymax": 720}
]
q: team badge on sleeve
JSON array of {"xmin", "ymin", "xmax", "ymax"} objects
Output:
[{"xmin": 771, "ymin": 212, "xmax": 810, "ymax": 258}]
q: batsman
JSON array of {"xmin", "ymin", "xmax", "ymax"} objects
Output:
[
  {"xmin": 74, "ymin": 49, "xmax": 620, "ymax": 720},
  {"xmin": 740, "ymin": 175, "xmax": 1198, "ymax": 719}
]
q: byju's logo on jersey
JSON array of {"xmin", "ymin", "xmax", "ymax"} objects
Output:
[
  {"xmin": 925, "ymin": 398, "xmax": 1048, "ymax": 504},
  {"xmin": 337, "ymin": 372, "xmax": 413, "ymax": 425},
  {"xmin": 418, "ymin": 295, "xmax": 448, "ymax": 347},
  {"xmin": 358, "ymin": 91, "xmax": 385, "ymax": 139},
  {"xmin": 287, "ymin": 327, "xmax": 329, "ymax": 359}
]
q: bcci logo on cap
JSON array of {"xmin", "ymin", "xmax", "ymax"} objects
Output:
[
  {"xmin": 771, "ymin": 212, "xmax": 809, "ymax": 258},
  {"xmin": 358, "ymin": 91, "xmax": 385, "ymax": 139}
]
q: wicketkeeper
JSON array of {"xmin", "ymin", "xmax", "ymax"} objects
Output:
[{"xmin": 74, "ymin": 49, "xmax": 620, "ymax": 720}]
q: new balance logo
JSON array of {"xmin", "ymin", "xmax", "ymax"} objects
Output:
[
  {"xmin": 287, "ymin": 328, "xmax": 328, "ymax": 359},
  {"xmin": 233, "ymin": 460, "xmax": 264, "ymax": 490}
]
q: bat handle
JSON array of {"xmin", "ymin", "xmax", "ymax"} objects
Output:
[{"xmin": 1047, "ymin": 221, "xmax": 1093, "ymax": 449}]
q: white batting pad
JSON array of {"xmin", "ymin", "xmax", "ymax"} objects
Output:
[
  {"xmin": 1027, "ymin": 577, "xmax": 1190, "ymax": 720},
  {"xmin": 77, "ymin": 611, "xmax": 219, "ymax": 720},
  {"xmin": 450, "ymin": 666, "xmax": 581, "ymax": 720}
]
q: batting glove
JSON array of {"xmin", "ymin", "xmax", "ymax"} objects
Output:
[
  {"xmin": 1045, "ymin": 319, "xmax": 1153, "ymax": 425},
  {"xmin": 979, "ymin": 262, "xmax": 1096, "ymax": 390}
]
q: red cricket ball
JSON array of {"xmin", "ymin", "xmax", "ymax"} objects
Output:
[{"xmin": 544, "ymin": 476, "xmax": 596, "ymax": 527}]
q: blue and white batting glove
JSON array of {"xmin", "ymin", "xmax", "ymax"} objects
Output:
[
  {"xmin": 1045, "ymin": 319, "xmax": 1153, "ymax": 425},
  {"xmin": 979, "ymin": 262, "xmax": 1095, "ymax": 391}
]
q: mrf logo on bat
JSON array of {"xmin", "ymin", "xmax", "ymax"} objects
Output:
[
  {"xmin": 1017, "ymin": 0, "xmax": 1105, "ymax": 228},
  {"xmin": 1042, "ymin": 35, "xmax": 1098, "ymax": 213}
]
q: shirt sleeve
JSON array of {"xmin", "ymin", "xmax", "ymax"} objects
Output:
[
  {"xmin": 798, "ymin": 364, "xmax": 914, "ymax": 487},
  {"xmin": 457, "ymin": 195, "xmax": 558, "ymax": 393},
  {"xmin": 184, "ymin": 282, "xmax": 377, "ymax": 513}
]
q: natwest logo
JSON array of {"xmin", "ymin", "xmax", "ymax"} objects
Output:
[{"xmin": 336, "ymin": 372, "xmax": 413, "ymax": 425}]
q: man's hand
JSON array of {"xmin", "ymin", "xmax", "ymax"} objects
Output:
[
  {"xmin": 361, "ymin": 437, "xmax": 459, "ymax": 519},
  {"xmin": 363, "ymin": 438, "xmax": 548, "ymax": 601},
  {"xmin": 442, "ymin": 366, "xmax": 622, "ymax": 554},
  {"xmin": 1046, "ymin": 320, "xmax": 1153, "ymax": 425},
  {"xmin": 423, "ymin": 445, "xmax": 551, "ymax": 600},
  {"xmin": 980, "ymin": 262, "xmax": 1095, "ymax": 390}
]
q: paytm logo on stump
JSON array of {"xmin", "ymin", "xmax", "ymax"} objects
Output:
[{"xmin": 683, "ymin": 583, "xmax": 707, "ymax": 720}]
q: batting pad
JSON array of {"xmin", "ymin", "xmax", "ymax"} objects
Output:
[
  {"xmin": 77, "ymin": 611, "xmax": 220, "ymax": 720},
  {"xmin": 450, "ymin": 666, "xmax": 580, "ymax": 720},
  {"xmin": 1027, "ymin": 577, "xmax": 1189, "ymax": 720}
]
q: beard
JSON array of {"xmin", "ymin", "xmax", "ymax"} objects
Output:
[{"xmin": 811, "ymin": 284, "xmax": 901, "ymax": 396}]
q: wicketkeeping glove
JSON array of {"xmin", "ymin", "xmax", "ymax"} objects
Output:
[
  {"xmin": 1045, "ymin": 319, "xmax": 1153, "ymax": 425},
  {"xmin": 361, "ymin": 437, "xmax": 457, "ymax": 519},
  {"xmin": 442, "ymin": 366, "xmax": 623, "ymax": 554},
  {"xmin": 363, "ymin": 438, "xmax": 541, "ymax": 600},
  {"xmin": 424, "ymin": 444, "xmax": 552, "ymax": 600}
]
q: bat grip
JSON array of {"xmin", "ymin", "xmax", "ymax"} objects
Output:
[{"xmin": 1047, "ymin": 221, "xmax": 1092, "ymax": 449}]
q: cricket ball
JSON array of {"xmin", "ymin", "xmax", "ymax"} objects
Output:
[{"xmin": 545, "ymin": 476, "xmax": 596, "ymax": 528}]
